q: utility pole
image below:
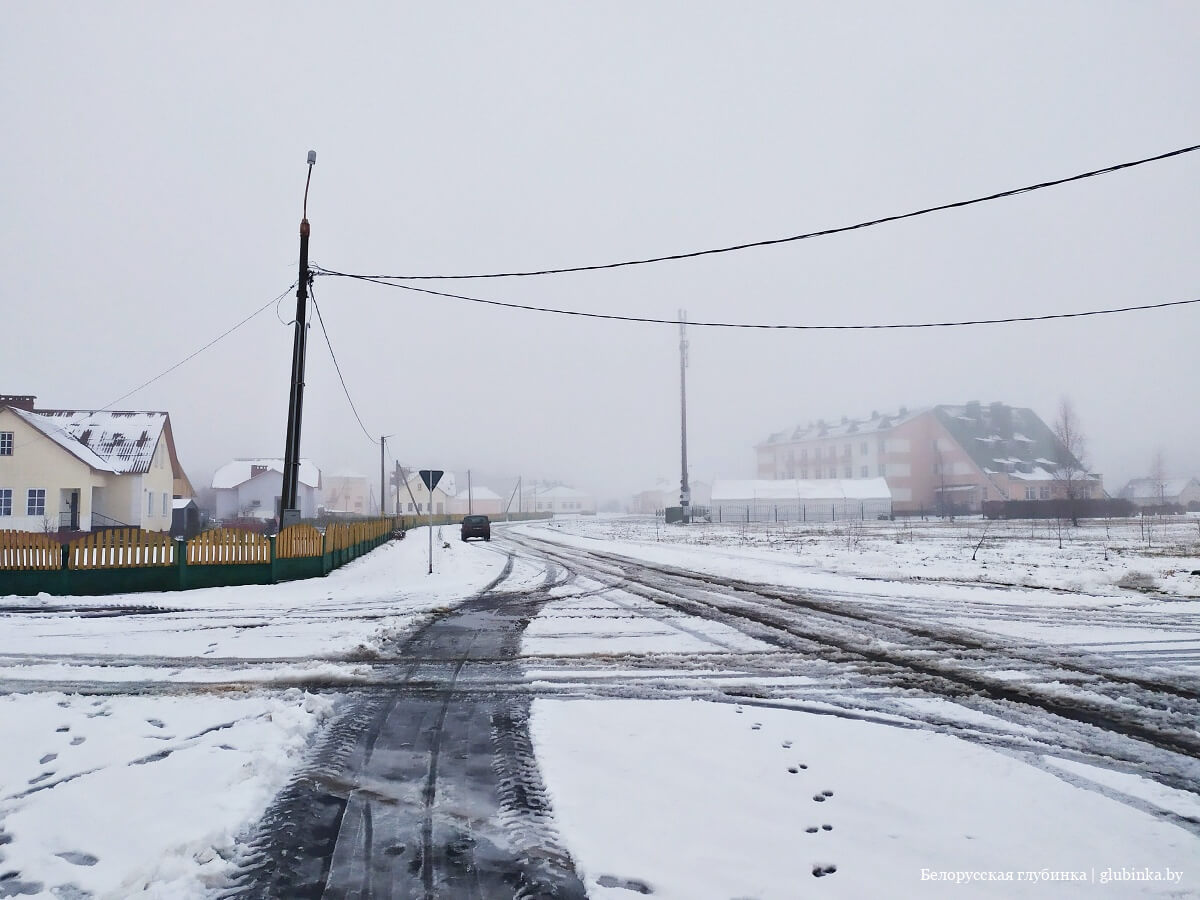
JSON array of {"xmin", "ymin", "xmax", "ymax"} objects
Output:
[
  {"xmin": 380, "ymin": 436, "xmax": 386, "ymax": 516},
  {"xmin": 679, "ymin": 309, "xmax": 691, "ymax": 524},
  {"xmin": 394, "ymin": 462, "xmax": 402, "ymax": 517},
  {"xmin": 468, "ymin": 469, "xmax": 473, "ymax": 515},
  {"xmin": 281, "ymin": 150, "xmax": 317, "ymax": 528}
]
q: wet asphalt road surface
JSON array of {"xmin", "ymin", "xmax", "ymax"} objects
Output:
[{"xmin": 226, "ymin": 563, "xmax": 586, "ymax": 900}]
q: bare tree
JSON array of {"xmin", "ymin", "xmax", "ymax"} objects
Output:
[
  {"xmin": 1052, "ymin": 397, "xmax": 1088, "ymax": 529},
  {"xmin": 1149, "ymin": 448, "xmax": 1167, "ymax": 508}
]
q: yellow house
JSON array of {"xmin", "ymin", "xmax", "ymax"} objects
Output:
[{"xmin": 0, "ymin": 395, "xmax": 192, "ymax": 533}]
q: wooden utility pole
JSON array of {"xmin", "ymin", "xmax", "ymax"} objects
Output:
[{"xmin": 281, "ymin": 151, "xmax": 316, "ymax": 527}]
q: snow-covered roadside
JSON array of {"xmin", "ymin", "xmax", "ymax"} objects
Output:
[
  {"xmin": 0, "ymin": 528, "xmax": 534, "ymax": 686},
  {"xmin": 0, "ymin": 530, "xmax": 531, "ymax": 897},
  {"xmin": 0, "ymin": 690, "xmax": 331, "ymax": 899},
  {"xmin": 532, "ymin": 698, "xmax": 1198, "ymax": 899}
]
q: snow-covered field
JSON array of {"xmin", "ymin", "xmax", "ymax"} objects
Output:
[
  {"xmin": 2, "ymin": 516, "xmax": 1199, "ymax": 897},
  {"xmin": 515, "ymin": 516, "xmax": 1200, "ymax": 898}
]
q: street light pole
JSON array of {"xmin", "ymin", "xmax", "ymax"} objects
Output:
[
  {"xmin": 679, "ymin": 309, "xmax": 691, "ymax": 524},
  {"xmin": 281, "ymin": 151, "xmax": 316, "ymax": 528}
]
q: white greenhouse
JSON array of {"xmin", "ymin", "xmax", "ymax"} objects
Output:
[{"xmin": 709, "ymin": 478, "xmax": 892, "ymax": 523}]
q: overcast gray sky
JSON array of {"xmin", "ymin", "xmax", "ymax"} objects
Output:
[{"xmin": 4, "ymin": 2, "xmax": 1197, "ymax": 504}]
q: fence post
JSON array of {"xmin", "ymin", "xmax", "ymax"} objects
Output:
[
  {"xmin": 175, "ymin": 538, "xmax": 188, "ymax": 591},
  {"xmin": 269, "ymin": 535, "xmax": 278, "ymax": 584}
]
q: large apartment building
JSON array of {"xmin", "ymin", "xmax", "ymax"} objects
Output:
[{"xmin": 756, "ymin": 401, "xmax": 1103, "ymax": 514}]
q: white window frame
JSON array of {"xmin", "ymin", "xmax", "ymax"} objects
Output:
[
  {"xmin": 148, "ymin": 492, "xmax": 154, "ymax": 515},
  {"xmin": 0, "ymin": 432, "xmax": 12, "ymax": 456},
  {"xmin": 27, "ymin": 488, "xmax": 46, "ymax": 517},
  {"xmin": 0, "ymin": 488, "xmax": 11, "ymax": 516},
  {"xmin": 163, "ymin": 493, "xmax": 169, "ymax": 516}
]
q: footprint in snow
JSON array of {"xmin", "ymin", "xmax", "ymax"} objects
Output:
[
  {"xmin": 596, "ymin": 874, "xmax": 653, "ymax": 894},
  {"xmin": 751, "ymin": 723, "xmax": 761, "ymax": 730},
  {"xmin": 39, "ymin": 754, "xmax": 57, "ymax": 765},
  {"xmin": 28, "ymin": 772, "xmax": 54, "ymax": 785},
  {"xmin": 70, "ymin": 736, "xmax": 85, "ymax": 746},
  {"xmin": 54, "ymin": 852, "xmax": 98, "ymax": 867},
  {"xmin": 55, "ymin": 726, "xmax": 69, "ymax": 733},
  {"xmin": 812, "ymin": 864, "xmax": 837, "ymax": 878},
  {"xmin": 146, "ymin": 719, "xmax": 165, "ymax": 729},
  {"xmin": 782, "ymin": 740, "xmax": 793, "ymax": 748}
]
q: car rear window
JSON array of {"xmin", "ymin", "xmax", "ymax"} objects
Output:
[{"xmin": 464, "ymin": 516, "xmax": 488, "ymax": 525}]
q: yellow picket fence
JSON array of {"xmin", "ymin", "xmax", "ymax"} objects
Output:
[
  {"xmin": 67, "ymin": 528, "xmax": 175, "ymax": 569},
  {"xmin": 277, "ymin": 524, "xmax": 322, "ymax": 559},
  {"xmin": 0, "ymin": 531, "xmax": 62, "ymax": 570},
  {"xmin": 187, "ymin": 528, "xmax": 271, "ymax": 565}
]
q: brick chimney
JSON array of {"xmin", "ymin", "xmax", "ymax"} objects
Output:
[{"xmin": 0, "ymin": 394, "xmax": 36, "ymax": 411}]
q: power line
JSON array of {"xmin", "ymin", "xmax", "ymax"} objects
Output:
[
  {"xmin": 313, "ymin": 270, "xmax": 1200, "ymax": 330},
  {"xmin": 312, "ymin": 142, "xmax": 1199, "ymax": 281},
  {"xmin": 8, "ymin": 284, "xmax": 294, "ymax": 453},
  {"xmin": 309, "ymin": 282, "xmax": 379, "ymax": 445}
]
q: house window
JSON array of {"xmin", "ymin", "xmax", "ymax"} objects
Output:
[
  {"xmin": 148, "ymin": 492, "xmax": 154, "ymax": 515},
  {"xmin": 860, "ymin": 442, "xmax": 868, "ymax": 455},
  {"xmin": 800, "ymin": 449, "xmax": 807, "ymax": 462},
  {"xmin": 1039, "ymin": 486, "xmax": 1051, "ymax": 500},
  {"xmin": 829, "ymin": 467, "xmax": 838, "ymax": 479},
  {"xmin": 0, "ymin": 432, "xmax": 12, "ymax": 456},
  {"xmin": 27, "ymin": 489, "xmax": 46, "ymax": 517},
  {"xmin": 878, "ymin": 464, "xmax": 886, "ymax": 476},
  {"xmin": 1025, "ymin": 487, "xmax": 1036, "ymax": 500},
  {"xmin": 163, "ymin": 493, "xmax": 169, "ymax": 516},
  {"xmin": 843, "ymin": 444, "xmax": 851, "ymax": 458},
  {"xmin": 861, "ymin": 466, "xmax": 868, "ymax": 478},
  {"xmin": 0, "ymin": 489, "xmax": 11, "ymax": 516},
  {"xmin": 799, "ymin": 468, "xmax": 807, "ymax": 479},
  {"xmin": 844, "ymin": 466, "xmax": 852, "ymax": 478}
]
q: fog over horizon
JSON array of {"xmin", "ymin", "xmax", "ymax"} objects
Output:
[{"xmin": 4, "ymin": 4, "xmax": 1197, "ymax": 507}]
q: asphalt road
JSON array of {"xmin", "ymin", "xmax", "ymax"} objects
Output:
[{"xmin": 226, "ymin": 556, "xmax": 587, "ymax": 900}]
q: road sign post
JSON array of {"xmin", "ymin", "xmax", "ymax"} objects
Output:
[{"xmin": 419, "ymin": 469, "xmax": 444, "ymax": 575}]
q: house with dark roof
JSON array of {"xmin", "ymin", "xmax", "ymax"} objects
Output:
[
  {"xmin": 0, "ymin": 393, "xmax": 193, "ymax": 532},
  {"xmin": 757, "ymin": 401, "xmax": 1103, "ymax": 514}
]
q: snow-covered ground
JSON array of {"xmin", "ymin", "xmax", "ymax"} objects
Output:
[
  {"xmin": 515, "ymin": 516, "xmax": 1200, "ymax": 898},
  {"xmin": 2, "ymin": 516, "xmax": 1199, "ymax": 897},
  {"xmin": 0, "ymin": 528, "xmax": 532, "ymax": 898}
]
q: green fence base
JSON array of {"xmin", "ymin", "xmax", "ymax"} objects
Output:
[{"xmin": 0, "ymin": 530, "xmax": 397, "ymax": 597}]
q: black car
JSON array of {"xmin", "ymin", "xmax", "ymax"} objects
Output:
[{"xmin": 461, "ymin": 514, "xmax": 491, "ymax": 542}]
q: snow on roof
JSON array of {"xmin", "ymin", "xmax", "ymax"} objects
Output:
[
  {"xmin": 1007, "ymin": 467, "xmax": 1057, "ymax": 481},
  {"xmin": 459, "ymin": 485, "xmax": 502, "ymax": 501},
  {"xmin": 172, "ymin": 498, "xmax": 196, "ymax": 510},
  {"xmin": 19, "ymin": 408, "xmax": 168, "ymax": 474},
  {"xmin": 7, "ymin": 408, "xmax": 118, "ymax": 473},
  {"xmin": 212, "ymin": 458, "xmax": 320, "ymax": 490},
  {"xmin": 1120, "ymin": 477, "xmax": 1198, "ymax": 499},
  {"xmin": 536, "ymin": 485, "xmax": 591, "ymax": 499},
  {"xmin": 712, "ymin": 478, "xmax": 891, "ymax": 502}
]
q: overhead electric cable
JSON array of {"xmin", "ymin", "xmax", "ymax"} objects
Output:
[
  {"xmin": 9, "ymin": 284, "xmax": 295, "ymax": 453},
  {"xmin": 312, "ymin": 143, "xmax": 1199, "ymax": 281},
  {"xmin": 310, "ymin": 282, "xmax": 379, "ymax": 445},
  {"xmin": 323, "ymin": 272, "xmax": 1200, "ymax": 330}
]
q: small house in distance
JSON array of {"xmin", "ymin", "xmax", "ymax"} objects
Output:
[
  {"xmin": 1119, "ymin": 477, "xmax": 1200, "ymax": 510},
  {"xmin": 211, "ymin": 458, "xmax": 321, "ymax": 521},
  {"xmin": 710, "ymin": 478, "xmax": 892, "ymax": 523},
  {"xmin": 449, "ymin": 485, "xmax": 504, "ymax": 516}
]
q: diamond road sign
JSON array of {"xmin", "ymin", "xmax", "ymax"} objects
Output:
[{"xmin": 419, "ymin": 469, "xmax": 444, "ymax": 492}]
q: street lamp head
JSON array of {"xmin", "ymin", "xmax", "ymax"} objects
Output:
[{"xmin": 307, "ymin": 150, "xmax": 317, "ymax": 166}]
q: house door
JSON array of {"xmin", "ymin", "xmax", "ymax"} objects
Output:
[{"xmin": 60, "ymin": 489, "xmax": 80, "ymax": 531}]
